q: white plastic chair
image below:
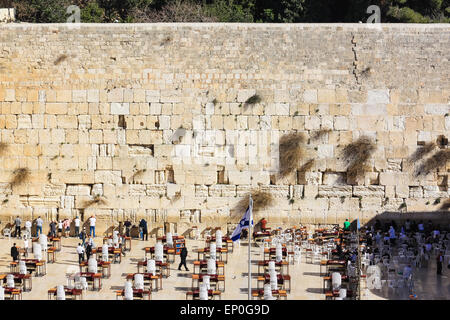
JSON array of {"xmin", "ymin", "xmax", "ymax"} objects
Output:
[
  {"xmin": 269, "ymin": 270, "xmax": 278, "ymax": 290},
  {"xmin": 209, "ymin": 243, "xmax": 217, "ymax": 261},
  {"xmin": 124, "ymin": 281, "xmax": 133, "ymax": 300},
  {"xmin": 147, "ymin": 259, "xmax": 156, "ymax": 274},
  {"xmin": 102, "ymin": 244, "xmax": 109, "ymax": 262},
  {"xmin": 216, "ymin": 230, "xmax": 223, "ymax": 249},
  {"xmin": 166, "ymin": 232, "xmax": 173, "ymax": 248},
  {"xmin": 263, "ymin": 283, "xmax": 276, "ymax": 300},
  {"xmin": 332, "ymin": 272, "xmax": 342, "ymax": 290},
  {"xmin": 3, "ymin": 228, "xmax": 11, "ymax": 240},
  {"xmin": 33, "ymin": 243, "xmax": 42, "ymax": 260},
  {"xmin": 134, "ymin": 274, "xmax": 144, "ymax": 290},
  {"xmin": 80, "ymin": 277, "xmax": 88, "ymax": 291},
  {"xmin": 0, "ymin": 287, "xmax": 4, "ymax": 300},
  {"xmin": 88, "ymin": 257, "xmax": 98, "ymax": 273},
  {"xmin": 56, "ymin": 285, "xmax": 66, "ymax": 300},
  {"xmin": 155, "ymin": 242, "xmax": 164, "ymax": 262},
  {"xmin": 39, "ymin": 234, "xmax": 48, "ymax": 252},
  {"xmin": 199, "ymin": 283, "xmax": 208, "ymax": 300},
  {"xmin": 207, "ymin": 258, "xmax": 216, "ymax": 275},
  {"xmin": 203, "ymin": 275, "xmax": 211, "ymax": 290},
  {"xmin": 6, "ymin": 274, "xmax": 14, "ymax": 289},
  {"xmin": 275, "ymin": 243, "xmax": 283, "ymax": 263},
  {"xmin": 19, "ymin": 261, "xmax": 27, "ymax": 275}
]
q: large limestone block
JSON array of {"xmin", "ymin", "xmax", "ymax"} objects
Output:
[
  {"xmin": 352, "ymin": 186, "xmax": 385, "ymax": 197},
  {"xmin": 367, "ymin": 90, "xmax": 390, "ymax": 104},
  {"xmin": 318, "ymin": 186, "xmax": 352, "ymax": 197},
  {"xmin": 110, "ymin": 103, "xmax": 130, "ymax": 115}
]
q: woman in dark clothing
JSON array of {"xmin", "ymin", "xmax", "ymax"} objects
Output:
[
  {"xmin": 178, "ymin": 247, "xmax": 189, "ymax": 271},
  {"xmin": 11, "ymin": 243, "xmax": 19, "ymax": 261}
]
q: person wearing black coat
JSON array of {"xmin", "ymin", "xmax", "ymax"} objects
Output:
[
  {"xmin": 178, "ymin": 247, "xmax": 189, "ymax": 271},
  {"xmin": 11, "ymin": 243, "xmax": 19, "ymax": 261},
  {"xmin": 139, "ymin": 219, "xmax": 148, "ymax": 241}
]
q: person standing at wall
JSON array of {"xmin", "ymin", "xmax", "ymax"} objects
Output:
[
  {"xmin": 80, "ymin": 227, "xmax": 87, "ymax": 246},
  {"xmin": 63, "ymin": 219, "xmax": 71, "ymax": 238},
  {"xmin": 124, "ymin": 219, "xmax": 132, "ymax": 237},
  {"xmin": 49, "ymin": 221, "xmax": 57, "ymax": 237},
  {"xmin": 139, "ymin": 219, "xmax": 148, "ymax": 241},
  {"xmin": 74, "ymin": 216, "xmax": 80, "ymax": 238},
  {"xmin": 35, "ymin": 216, "xmax": 43, "ymax": 237},
  {"xmin": 343, "ymin": 219, "xmax": 351, "ymax": 231},
  {"xmin": 14, "ymin": 216, "xmax": 22, "ymax": 238},
  {"xmin": 89, "ymin": 216, "xmax": 96, "ymax": 238},
  {"xmin": 24, "ymin": 220, "xmax": 31, "ymax": 238}
]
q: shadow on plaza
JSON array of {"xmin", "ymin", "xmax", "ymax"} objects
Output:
[{"xmin": 360, "ymin": 210, "xmax": 449, "ymax": 300}]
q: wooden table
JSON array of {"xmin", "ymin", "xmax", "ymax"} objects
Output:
[
  {"xmin": 144, "ymin": 246, "xmax": 176, "ymax": 263},
  {"xmin": 193, "ymin": 260, "xmax": 225, "ymax": 275},
  {"xmin": 185, "ymin": 289, "xmax": 221, "ymax": 300},
  {"xmin": 325, "ymin": 259, "xmax": 347, "ymax": 274},
  {"xmin": 78, "ymin": 272, "xmax": 102, "ymax": 291},
  {"xmin": 257, "ymin": 274, "xmax": 291, "ymax": 293},
  {"xmin": 157, "ymin": 235, "xmax": 185, "ymax": 243},
  {"xmin": 322, "ymin": 274, "xmax": 349, "ymax": 293},
  {"xmin": 48, "ymin": 237, "xmax": 62, "ymax": 251},
  {"xmin": 96, "ymin": 246, "xmax": 122, "ymax": 264},
  {"xmin": 48, "ymin": 287, "xmax": 83, "ymax": 300},
  {"xmin": 10, "ymin": 273, "xmax": 33, "ymax": 292},
  {"xmin": 4, "ymin": 287, "xmax": 22, "ymax": 300},
  {"xmin": 12, "ymin": 259, "xmax": 46, "ymax": 276},
  {"xmin": 116, "ymin": 288, "xmax": 151, "ymax": 300},
  {"xmin": 191, "ymin": 274, "xmax": 225, "ymax": 292},
  {"xmin": 47, "ymin": 247, "xmax": 57, "ymax": 263},
  {"xmin": 257, "ymin": 260, "xmax": 289, "ymax": 275},
  {"xmin": 263, "ymin": 247, "xmax": 294, "ymax": 263},
  {"xmin": 205, "ymin": 237, "xmax": 234, "ymax": 253},
  {"xmin": 79, "ymin": 261, "xmax": 111, "ymax": 278},
  {"xmin": 126, "ymin": 273, "xmax": 163, "ymax": 291},
  {"xmin": 137, "ymin": 260, "xmax": 170, "ymax": 278},
  {"xmin": 253, "ymin": 231, "xmax": 272, "ymax": 243},
  {"xmin": 195, "ymin": 247, "xmax": 228, "ymax": 263},
  {"xmin": 251, "ymin": 289, "xmax": 287, "ymax": 300}
]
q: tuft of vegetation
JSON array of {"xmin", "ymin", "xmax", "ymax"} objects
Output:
[
  {"xmin": 340, "ymin": 136, "xmax": 376, "ymax": 183},
  {"xmin": 310, "ymin": 129, "xmax": 331, "ymax": 141},
  {"xmin": 433, "ymin": 198, "xmax": 441, "ymax": 205},
  {"xmin": 0, "ymin": 142, "xmax": 8, "ymax": 155},
  {"xmin": 407, "ymin": 142, "xmax": 436, "ymax": 164},
  {"xmin": 298, "ymin": 159, "xmax": 315, "ymax": 173},
  {"xmin": 10, "ymin": 168, "xmax": 30, "ymax": 187},
  {"xmin": 245, "ymin": 94, "xmax": 262, "ymax": 105},
  {"xmin": 279, "ymin": 132, "xmax": 306, "ymax": 178},
  {"xmin": 234, "ymin": 190, "xmax": 274, "ymax": 216},
  {"xmin": 82, "ymin": 194, "xmax": 107, "ymax": 208},
  {"xmin": 131, "ymin": 169, "xmax": 147, "ymax": 182},
  {"xmin": 54, "ymin": 54, "xmax": 68, "ymax": 65},
  {"xmin": 399, "ymin": 202, "xmax": 407, "ymax": 210},
  {"xmin": 415, "ymin": 149, "xmax": 450, "ymax": 177}
]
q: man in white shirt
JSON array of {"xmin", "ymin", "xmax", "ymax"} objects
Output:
[
  {"xmin": 76, "ymin": 243, "xmax": 85, "ymax": 264},
  {"xmin": 74, "ymin": 216, "xmax": 81, "ymax": 238},
  {"xmin": 25, "ymin": 220, "xmax": 32, "ymax": 237},
  {"xmin": 35, "ymin": 216, "xmax": 43, "ymax": 237},
  {"xmin": 89, "ymin": 216, "xmax": 96, "ymax": 238}
]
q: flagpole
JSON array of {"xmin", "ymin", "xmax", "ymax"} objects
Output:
[{"xmin": 248, "ymin": 195, "xmax": 252, "ymax": 300}]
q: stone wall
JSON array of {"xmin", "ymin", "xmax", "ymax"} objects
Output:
[{"xmin": 0, "ymin": 23, "xmax": 448, "ymax": 235}]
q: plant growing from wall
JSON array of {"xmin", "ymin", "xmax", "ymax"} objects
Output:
[
  {"xmin": 407, "ymin": 142, "xmax": 436, "ymax": 164},
  {"xmin": 83, "ymin": 194, "xmax": 107, "ymax": 208},
  {"xmin": 415, "ymin": 149, "xmax": 450, "ymax": 177},
  {"xmin": 0, "ymin": 142, "xmax": 8, "ymax": 156},
  {"xmin": 340, "ymin": 136, "xmax": 376, "ymax": 183},
  {"xmin": 10, "ymin": 168, "xmax": 30, "ymax": 187},
  {"xmin": 279, "ymin": 132, "xmax": 306, "ymax": 178},
  {"xmin": 233, "ymin": 190, "xmax": 274, "ymax": 218}
]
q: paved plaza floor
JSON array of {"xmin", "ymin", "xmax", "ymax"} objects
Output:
[{"xmin": 0, "ymin": 235, "xmax": 448, "ymax": 300}]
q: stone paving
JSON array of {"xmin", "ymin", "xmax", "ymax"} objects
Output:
[{"xmin": 0, "ymin": 234, "xmax": 448, "ymax": 300}]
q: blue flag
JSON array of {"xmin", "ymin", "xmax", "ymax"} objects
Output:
[{"xmin": 231, "ymin": 196, "xmax": 253, "ymax": 242}]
